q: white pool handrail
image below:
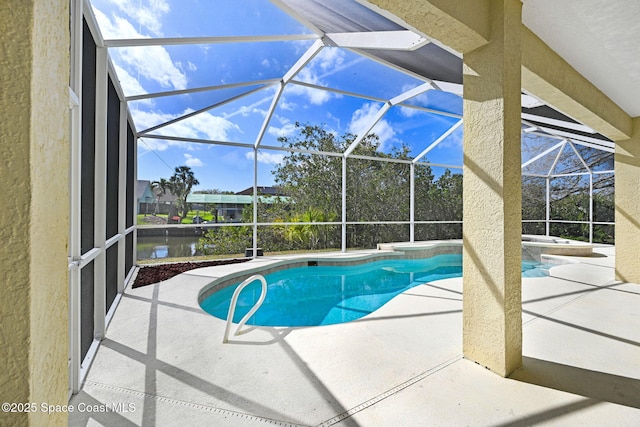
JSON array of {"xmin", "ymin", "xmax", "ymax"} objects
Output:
[{"xmin": 223, "ymin": 274, "xmax": 268, "ymax": 343}]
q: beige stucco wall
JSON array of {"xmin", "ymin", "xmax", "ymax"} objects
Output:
[
  {"xmin": 371, "ymin": 0, "xmax": 524, "ymax": 377},
  {"xmin": 0, "ymin": 1, "xmax": 70, "ymax": 426},
  {"xmin": 461, "ymin": 0, "xmax": 523, "ymax": 377},
  {"xmin": 615, "ymin": 117, "xmax": 640, "ymax": 284}
]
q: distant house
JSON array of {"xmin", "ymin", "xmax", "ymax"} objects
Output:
[
  {"xmin": 136, "ymin": 180, "xmax": 156, "ymax": 214},
  {"xmin": 137, "ymin": 180, "xmax": 178, "ymax": 215},
  {"xmin": 187, "ymin": 192, "xmax": 289, "ymax": 222}
]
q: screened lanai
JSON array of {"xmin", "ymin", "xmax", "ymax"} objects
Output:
[
  {"xmin": 84, "ymin": 0, "xmax": 615, "ymax": 265},
  {"xmin": 8, "ymin": 0, "xmax": 640, "ymax": 425},
  {"xmin": 72, "ymin": 0, "xmax": 620, "ymax": 385},
  {"xmin": 66, "ymin": 0, "xmax": 623, "ymax": 398}
]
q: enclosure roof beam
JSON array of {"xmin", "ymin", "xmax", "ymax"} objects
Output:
[
  {"xmin": 138, "ymin": 84, "xmax": 272, "ymax": 136},
  {"xmin": 390, "ymin": 82, "xmax": 433, "ymax": 104},
  {"xmin": 126, "ymin": 79, "xmax": 281, "ymax": 102},
  {"xmin": 325, "ymin": 30, "xmax": 428, "ymax": 51},
  {"xmin": 567, "ymin": 140, "xmax": 591, "ymax": 173},
  {"xmin": 283, "ymin": 39, "xmax": 324, "ymax": 83},
  {"xmin": 524, "ymin": 130, "xmax": 615, "ymax": 154},
  {"xmin": 520, "ymin": 141, "xmax": 563, "ymax": 170},
  {"xmin": 344, "ymin": 82, "xmax": 433, "ymax": 157},
  {"xmin": 413, "ymin": 119, "xmax": 463, "ymax": 163},
  {"xmin": 547, "ymin": 140, "xmax": 568, "ymax": 177},
  {"xmin": 534, "ymin": 126, "xmax": 615, "ymax": 149},
  {"xmin": 254, "ymin": 82, "xmax": 285, "ymax": 149},
  {"xmin": 141, "ymin": 134, "xmax": 254, "ymax": 149},
  {"xmin": 344, "ymin": 101, "xmax": 392, "ymax": 157},
  {"xmin": 521, "ymin": 113, "xmax": 597, "ymax": 134},
  {"xmin": 103, "ymin": 34, "xmax": 319, "ymax": 48},
  {"xmin": 290, "ymin": 80, "xmax": 387, "ymax": 103},
  {"xmin": 255, "ymin": 40, "xmax": 324, "ymax": 148}
]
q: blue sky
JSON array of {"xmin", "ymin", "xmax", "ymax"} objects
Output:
[{"xmin": 92, "ymin": 0, "xmax": 465, "ymax": 192}]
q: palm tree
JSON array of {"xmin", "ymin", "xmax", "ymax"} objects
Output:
[{"xmin": 169, "ymin": 166, "xmax": 200, "ymax": 222}]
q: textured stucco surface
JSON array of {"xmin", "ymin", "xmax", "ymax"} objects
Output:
[
  {"xmin": 0, "ymin": 3, "xmax": 34, "ymax": 424},
  {"xmin": 366, "ymin": 0, "xmax": 490, "ymax": 53},
  {"xmin": 615, "ymin": 117, "xmax": 640, "ymax": 284},
  {"xmin": 0, "ymin": 1, "xmax": 70, "ymax": 426},
  {"xmin": 461, "ymin": 0, "xmax": 523, "ymax": 377}
]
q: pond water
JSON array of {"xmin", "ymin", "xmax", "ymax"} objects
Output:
[{"xmin": 136, "ymin": 235, "xmax": 200, "ymax": 259}]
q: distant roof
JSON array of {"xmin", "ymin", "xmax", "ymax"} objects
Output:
[
  {"xmin": 137, "ymin": 180, "xmax": 178, "ymax": 202},
  {"xmin": 235, "ymin": 186, "xmax": 286, "ymax": 196},
  {"xmin": 187, "ymin": 194, "xmax": 288, "ymax": 205},
  {"xmin": 137, "ymin": 180, "xmax": 151, "ymax": 199}
]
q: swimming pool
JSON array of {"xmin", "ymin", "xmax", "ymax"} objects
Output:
[{"xmin": 200, "ymin": 254, "xmax": 551, "ymax": 327}]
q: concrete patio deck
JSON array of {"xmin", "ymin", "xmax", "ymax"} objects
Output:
[{"xmin": 69, "ymin": 246, "xmax": 640, "ymax": 426}]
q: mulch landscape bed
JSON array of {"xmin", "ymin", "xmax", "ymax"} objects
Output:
[{"xmin": 132, "ymin": 258, "xmax": 250, "ymax": 288}]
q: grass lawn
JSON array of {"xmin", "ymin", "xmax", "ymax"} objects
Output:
[{"xmin": 137, "ymin": 210, "xmax": 221, "ymax": 225}]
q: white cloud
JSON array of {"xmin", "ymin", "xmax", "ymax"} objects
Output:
[
  {"xmin": 397, "ymin": 83, "xmax": 431, "ymax": 118},
  {"xmin": 278, "ymin": 100, "xmax": 296, "ymax": 111},
  {"xmin": 184, "ymin": 153, "xmax": 205, "ymax": 167},
  {"xmin": 398, "ymin": 106, "xmax": 419, "ymax": 118},
  {"xmin": 133, "ymin": 108, "xmax": 240, "ymax": 150},
  {"xmin": 289, "ymin": 75, "xmax": 333, "ymax": 105},
  {"xmin": 93, "ymin": 8, "xmax": 139, "ymax": 38},
  {"xmin": 285, "ymin": 48, "xmax": 353, "ymax": 106},
  {"xmin": 222, "ymin": 93, "xmax": 273, "ymax": 119},
  {"xmin": 119, "ymin": 46, "xmax": 187, "ymax": 90},
  {"xmin": 93, "ymin": 7, "xmax": 187, "ymax": 90},
  {"xmin": 245, "ymin": 151, "xmax": 285, "ymax": 165},
  {"xmin": 138, "ymin": 136, "xmax": 171, "ymax": 152},
  {"xmin": 437, "ymin": 125, "xmax": 463, "ymax": 149},
  {"xmin": 113, "ymin": 64, "xmax": 150, "ymax": 100},
  {"xmin": 162, "ymin": 109, "xmax": 240, "ymax": 141},
  {"xmin": 268, "ymin": 123, "xmax": 297, "ymax": 139},
  {"xmin": 348, "ymin": 103, "xmax": 396, "ymax": 150},
  {"xmin": 108, "ymin": 0, "xmax": 169, "ymax": 36},
  {"xmin": 316, "ymin": 47, "xmax": 344, "ymax": 72}
]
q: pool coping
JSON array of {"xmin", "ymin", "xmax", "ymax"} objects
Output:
[
  {"xmin": 198, "ymin": 241, "xmax": 463, "ymax": 303},
  {"xmin": 197, "ymin": 236, "xmax": 592, "ymax": 304}
]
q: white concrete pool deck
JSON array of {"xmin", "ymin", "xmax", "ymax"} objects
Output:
[{"xmin": 69, "ymin": 245, "xmax": 640, "ymax": 426}]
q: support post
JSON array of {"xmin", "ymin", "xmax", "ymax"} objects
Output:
[
  {"xmin": 462, "ymin": 0, "xmax": 523, "ymax": 377},
  {"xmin": 614, "ymin": 118, "xmax": 640, "ymax": 283}
]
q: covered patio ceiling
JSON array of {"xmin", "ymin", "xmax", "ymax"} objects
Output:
[{"xmin": 87, "ymin": 0, "xmax": 621, "ymax": 177}]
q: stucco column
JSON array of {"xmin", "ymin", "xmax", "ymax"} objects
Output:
[
  {"xmin": 462, "ymin": 0, "xmax": 523, "ymax": 377},
  {"xmin": 0, "ymin": 1, "xmax": 70, "ymax": 426},
  {"xmin": 614, "ymin": 118, "xmax": 640, "ymax": 284}
]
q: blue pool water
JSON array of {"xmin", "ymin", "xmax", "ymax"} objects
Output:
[{"xmin": 200, "ymin": 254, "xmax": 550, "ymax": 327}]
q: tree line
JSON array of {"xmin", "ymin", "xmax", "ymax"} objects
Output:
[
  {"xmin": 197, "ymin": 124, "xmax": 463, "ymax": 255},
  {"xmin": 195, "ymin": 124, "xmax": 614, "ymax": 256}
]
